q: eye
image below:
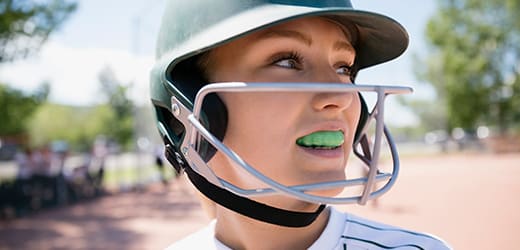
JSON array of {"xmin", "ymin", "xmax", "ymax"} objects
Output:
[
  {"xmin": 270, "ymin": 51, "xmax": 303, "ymax": 70},
  {"xmin": 275, "ymin": 58, "xmax": 298, "ymax": 69},
  {"xmin": 336, "ymin": 64, "xmax": 353, "ymax": 76}
]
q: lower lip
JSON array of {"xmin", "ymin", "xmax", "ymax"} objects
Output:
[{"xmin": 297, "ymin": 145, "xmax": 344, "ymax": 158}]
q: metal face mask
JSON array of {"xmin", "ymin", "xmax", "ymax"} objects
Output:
[
  {"xmin": 151, "ymin": 0, "xmax": 411, "ymax": 227},
  {"xmin": 159, "ymin": 82, "xmax": 412, "ymax": 227},
  {"xmin": 172, "ymin": 82, "xmax": 412, "ymax": 202}
]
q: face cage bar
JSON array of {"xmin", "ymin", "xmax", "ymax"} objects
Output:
[{"xmin": 171, "ymin": 82, "xmax": 412, "ymax": 205}]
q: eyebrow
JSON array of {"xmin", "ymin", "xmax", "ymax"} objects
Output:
[
  {"xmin": 333, "ymin": 41, "xmax": 355, "ymax": 53},
  {"xmin": 259, "ymin": 30, "xmax": 312, "ymax": 46},
  {"xmin": 259, "ymin": 29, "xmax": 355, "ymax": 53}
]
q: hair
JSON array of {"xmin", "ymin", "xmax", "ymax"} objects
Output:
[{"xmin": 196, "ymin": 51, "xmax": 213, "ymax": 82}]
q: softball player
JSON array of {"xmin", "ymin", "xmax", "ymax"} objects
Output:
[{"xmin": 150, "ymin": 0, "xmax": 452, "ymax": 249}]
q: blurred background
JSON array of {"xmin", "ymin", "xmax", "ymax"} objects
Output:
[{"xmin": 0, "ymin": 0, "xmax": 519, "ymax": 249}]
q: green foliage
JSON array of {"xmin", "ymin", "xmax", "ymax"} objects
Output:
[
  {"xmin": 419, "ymin": 0, "xmax": 520, "ymax": 134},
  {"xmin": 397, "ymin": 95, "xmax": 447, "ymax": 133},
  {"xmin": 97, "ymin": 66, "xmax": 135, "ymax": 150},
  {"xmin": 27, "ymin": 102, "xmax": 114, "ymax": 151},
  {"xmin": 0, "ymin": 83, "xmax": 48, "ymax": 136},
  {"xmin": 19, "ymin": 66, "xmax": 136, "ymax": 152},
  {"xmin": 0, "ymin": 0, "xmax": 77, "ymax": 62},
  {"xmin": 26, "ymin": 102, "xmax": 152, "ymax": 152}
]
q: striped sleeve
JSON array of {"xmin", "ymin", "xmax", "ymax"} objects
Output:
[{"xmin": 341, "ymin": 214, "xmax": 452, "ymax": 250}]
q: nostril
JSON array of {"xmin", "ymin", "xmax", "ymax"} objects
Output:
[{"xmin": 323, "ymin": 103, "xmax": 340, "ymax": 109}]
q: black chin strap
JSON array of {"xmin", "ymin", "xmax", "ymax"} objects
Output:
[{"xmin": 165, "ymin": 144, "xmax": 326, "ymax": 227}]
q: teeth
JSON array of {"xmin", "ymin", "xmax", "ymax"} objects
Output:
[{"xmin": 296, "ymin": 130, "xmax": 344, "ymax": 148}]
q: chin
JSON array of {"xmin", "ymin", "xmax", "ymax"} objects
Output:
[
  {"xmin": 292, "ymin": 170, "xmax": 347, "ymax": 197},
  {"xmin": 306, "ymin": 186, "xmax": 345, "ymax": 198}
]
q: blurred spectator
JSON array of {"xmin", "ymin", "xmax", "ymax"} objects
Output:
[
  {"xmin": 10, "ymin": 147, "xmax": 34, "ymax": 216},
  {"xmin": 91, "ymin": 136, "xmax": 109, "ymax": 194},
  {"xmin": 155, "ymin": 144, "xmax": 169, "ymax": 187},
  {"xmin": 51, "ymin": 141, "xmax": 69, "ymax": 206},
  {"xmin": 15, "ymin": 148, "xmax": 33, "ymax": 181}
]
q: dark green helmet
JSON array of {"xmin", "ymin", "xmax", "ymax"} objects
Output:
[{"xmin": 150, "ymin": 0, "xmax": 410, "ymax": 228}]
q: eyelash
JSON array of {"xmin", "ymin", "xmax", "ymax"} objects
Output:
[
  {"xmin": 269, "ymin": 51, "xmax": 355, "ymax": 78},
  {"xmin": 336, "ymin": 64, "xmax": 354, "ymax": 76},
  {"xmin": 270, "ymin": 51, "xmax": 303, "ymax": 69}
]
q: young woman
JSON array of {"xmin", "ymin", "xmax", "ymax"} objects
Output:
[{"xmin": 150, "ymin": 1, "xmax": 451, "ymax": 249}]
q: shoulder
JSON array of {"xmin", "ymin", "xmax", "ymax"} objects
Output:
[
  {"xmin": 343, "ymin": 212, "xmax": 452, "ymax": 250},
  {"xmin": 164, "ymin": 221, "xmax": 223, "ymax": 250}
]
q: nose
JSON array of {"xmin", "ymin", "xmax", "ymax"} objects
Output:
[
  {"xmin": 309, "ymin": 68, "xmax": 357, "ymax": 113},
  {"xmin": 311, "ymin": 91, "xmax": 356, "ymax": 113}
]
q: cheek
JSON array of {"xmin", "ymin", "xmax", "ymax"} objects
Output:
[
  {"xmin": 221, "ymin": 93, "xmax": 298, "ymax": 144},
  {"xmin": 352, "ymin": 95, "xmax": 362, "ymax": 120},
  {"xmin": 212, "ymin": 93, "xmax": 302, "ymax": 187},
  {"xmin": 219, "ymin": 93, "xmax": 304, "ymax": 162},
  {"xmin": 347, "ymin": 95, "xmax": 362, "ymax": 142}
]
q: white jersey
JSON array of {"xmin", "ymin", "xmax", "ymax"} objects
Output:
[{"xmin": 166, "ymin": 207, "xmax": 451, "ymax": 250}]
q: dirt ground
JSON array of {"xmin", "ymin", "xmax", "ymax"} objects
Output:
[{"xmin": 1, "ymin": 152, "xmax": 519, "ymax": 250}]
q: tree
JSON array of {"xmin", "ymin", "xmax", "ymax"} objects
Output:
[
  {"xmin": 23, "ymin": 65, "xmax": 136, "ymax": 152},
  {"xmin": 418, "ymin": 0, "xmax": 520, "ymax": 135},
  {"xmin": 28, "ymin": 102, "xmax": 113, "ymax": 151},
  {"xmin": 98, "ymin": 66, "xmax": 135, "ymax": 150},
  {"xmin": 0, "ymin": 83, "xmax": 49, "ymax": 136},
  {"xmin": 0, "ymin": 0, "xmax": 77, "ymax": 62}
]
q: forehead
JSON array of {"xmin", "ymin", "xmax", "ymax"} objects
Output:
[
  {"xmin": 251, "ymin": 16, "xmax": 355, "ymax": 43},
  {"xmin": 207, "ymin": 16, "xmax": 356, "ymax": 56},
  {"xmin": 202, "ymin": 16, "xmax": 356, "ymax": 74}
]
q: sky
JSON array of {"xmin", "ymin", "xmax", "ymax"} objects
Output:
[{"xmin": 0, "ymin": 0, "xmax": 438, "ymax": 126}]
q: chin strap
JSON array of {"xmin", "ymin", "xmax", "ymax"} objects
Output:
[{"xmin": 165, "ymin": 144, "xmax": 326, "ymax": 228}]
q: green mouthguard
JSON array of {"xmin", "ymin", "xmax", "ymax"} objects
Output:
[{"xmin": 296, "ymin": 130, "xmax": 344, "ymax": 148}]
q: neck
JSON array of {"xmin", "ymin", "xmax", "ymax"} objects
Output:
[{"xmin": 215, "ymin": 203, "xmax": 330, "ymax": 250}]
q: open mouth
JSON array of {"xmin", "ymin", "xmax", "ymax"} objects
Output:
[{"xmin": 296, "ymin": 130, "xmax": 344, "ymax": 150}]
